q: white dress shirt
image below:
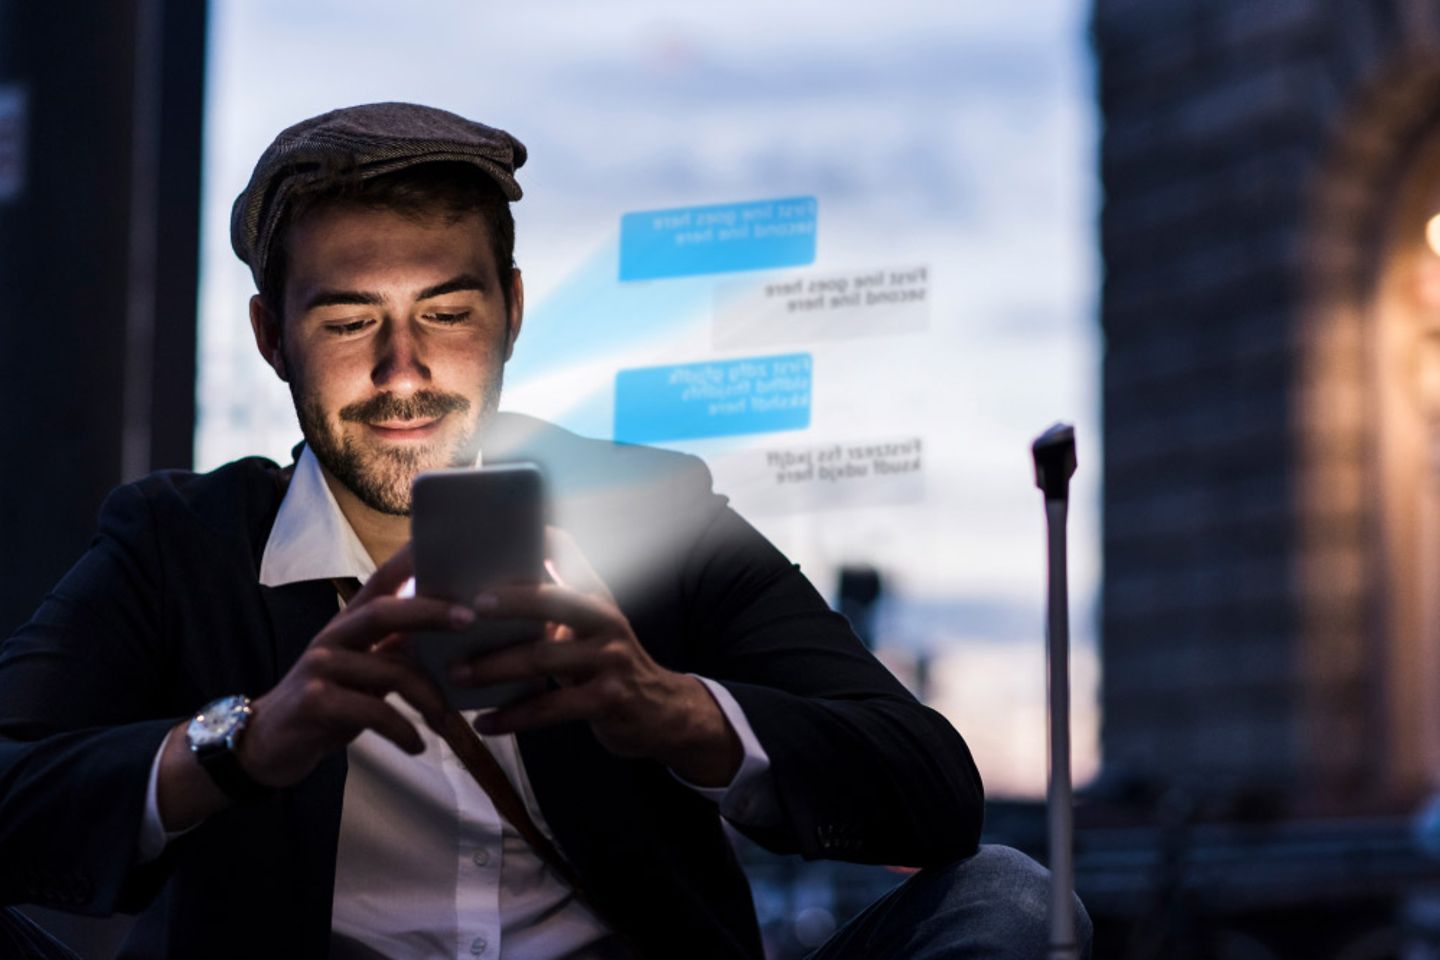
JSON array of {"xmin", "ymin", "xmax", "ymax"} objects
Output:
[{"xmin": 139, "ymin": 444, "xmax": 777, "ymax": 959}]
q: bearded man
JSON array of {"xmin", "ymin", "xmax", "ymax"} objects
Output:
[{"xmin": 0, "ymin": 103, "xmax": 1090, "ymax": 960}]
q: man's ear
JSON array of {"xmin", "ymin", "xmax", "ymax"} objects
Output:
[
  {"xmin": 504, "ymin": 268, "xmax": 524, "ymax": 362},
  {"xmin": 249, "ymin": 295, "xmax": 289, "ymax": 382}
]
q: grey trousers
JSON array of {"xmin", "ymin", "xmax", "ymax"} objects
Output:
[{"xmin": 806, "ymin": 845, "xmax": 1093, "ymax": 960}]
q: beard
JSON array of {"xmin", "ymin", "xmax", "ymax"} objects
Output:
[{"xmin": 292, "ymin": 375, "xmax": 501, "ymax": 516}]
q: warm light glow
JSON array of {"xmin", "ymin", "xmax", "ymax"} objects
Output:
[{"xmin": 1427, "ymin": 213, "xmax": 1440, "ymax": 257}]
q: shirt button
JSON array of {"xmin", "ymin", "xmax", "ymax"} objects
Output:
[
  {"xmin": 472, "ymin": 848, "xmax": 491, "ymax": 867},
  {"xmin": 470, "ymin": 936, "xmax": 488, "ymax": 955}
]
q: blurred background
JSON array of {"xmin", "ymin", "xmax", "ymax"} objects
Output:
[{"xmin": 5, "ymin": 0, "xmax": 1440, "ymax": 957}]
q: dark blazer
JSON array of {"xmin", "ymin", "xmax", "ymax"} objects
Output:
[{"xmin": 0, "ymin": 414, "xmax": 983, "ymax": 959}]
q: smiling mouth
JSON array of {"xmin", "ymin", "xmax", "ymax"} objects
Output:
[{"xmin": 366, "ymin": 416, "xmax": 443, "ymax": 440}]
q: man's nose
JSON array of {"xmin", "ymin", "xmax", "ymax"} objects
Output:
[{"xmin": 371, "ymin": 318, "xmax": 432, "ymax": 389}]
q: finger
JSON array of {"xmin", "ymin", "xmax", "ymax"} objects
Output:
[
  {"xmin": 320, "ymin": 686, "xmax": 427, "ymax": 755},
  {"xmin": 472, "ymin": 683, "xmax": 598, "ymax": 736},
  {"xmin": 353, "ymin": 543, "xmax": 416, "ymax": 605},
  {"xmin": 309, "ymin": 647, "xmax": 447, "ymax": 722},
  {"xmin": 472, "ymin": 583, "xmax": 618, "ymax": 635},
  {"xmin": 371, "ymin": 634, "xmax": 413, "ymax": 658},
  {"xmin": 451, "ymin": 633, "xmax": 618, "ymax": 687},
  {"xmin": 544, "ymin": 527, "xmax": 613, "ymax": 601},
  {"xmin": 319, "ymin": 595, "xmax": 475, "ymax": 651}
]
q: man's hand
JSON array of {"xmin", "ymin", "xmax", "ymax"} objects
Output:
[
  {"xmin": 238, "ymin": 546, "xmax": 461, "ymax": 787},
  {"xmin": 452, "ymin": 529, "xmax": 743, "ymax": 787},
  {"xmin": 157, "ymin": 546, "xmax": 468, "ymax": 829}
]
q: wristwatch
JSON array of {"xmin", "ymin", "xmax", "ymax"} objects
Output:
[{"xmin": 186, "ymin": 694, "xmax": 271, "ymax": 803}]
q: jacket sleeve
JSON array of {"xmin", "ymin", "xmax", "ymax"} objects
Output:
[
  {"xmin": 679, "ymin": 501, "xmax": 985, "ymax": 867},
  {"xmin": 0, "ymin": 482, "xmax": 185, "ymax": 913}
]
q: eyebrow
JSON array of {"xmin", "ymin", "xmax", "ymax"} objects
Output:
[
  {"xmin": 303, "ymin": 288, "xmax": 383, "ymax": 312},
  {"xmin": 301, "ymin": 273, "xmax": 489, "ymax": 312},
  {"xmin": 416, "ymin": 273, "xmax": 488, "ymax": 301}
]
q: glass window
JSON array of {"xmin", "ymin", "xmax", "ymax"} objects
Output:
[{"xmin": 196, "ymin": 0, "xmax": 1100, "ymax": 797}]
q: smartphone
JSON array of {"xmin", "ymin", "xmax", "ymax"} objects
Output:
[{"xmin": 410, "ymin": 464, "xmax": 547, "ymax": 710}]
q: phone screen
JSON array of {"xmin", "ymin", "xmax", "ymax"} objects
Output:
[{"xmin": 410, "ymin": 464, "xmax": 547, "ymax": 710}]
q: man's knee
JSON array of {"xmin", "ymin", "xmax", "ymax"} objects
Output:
[{"xmin": 912, "ymin": 845, "xmax": 1092, "ymax": 960}]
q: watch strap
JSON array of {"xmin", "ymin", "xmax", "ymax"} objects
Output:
[{"xmin": 194, "ymin": 743, "xmax": 272, "ymax": 804}]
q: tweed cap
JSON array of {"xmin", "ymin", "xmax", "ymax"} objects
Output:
[{"xmin": 230, "ymin": 102, "xmax": 526, "ymax": 289}]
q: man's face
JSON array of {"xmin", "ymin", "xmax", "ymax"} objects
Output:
[{"xmin": 257, "ymin": 204, "xmax": 521, "ymax": 515}]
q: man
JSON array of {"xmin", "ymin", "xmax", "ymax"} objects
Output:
[{"xmin": 0, "ymin": 103, "xmax": 1089, "ymax": 958}]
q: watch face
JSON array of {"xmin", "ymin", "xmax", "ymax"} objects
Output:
[{"xmin": 188, "ymin": 694, "xmax": 251, "ymax": 750}]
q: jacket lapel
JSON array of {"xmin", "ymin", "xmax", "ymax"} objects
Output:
[
  {"xmin": 254, "ymin": 578, "xmax": 349, "ymax": 949},
  {"xmin": 258, "ymin": 579, "xmax": 338, "ymax": 679}
]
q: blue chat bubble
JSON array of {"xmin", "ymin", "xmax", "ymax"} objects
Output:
[
  {"xmin": 619, "ymin": 197, "xmax": 818, "ymax": 281},
  {"xmin": 614, "ymin": 353, "xmax": 813, "ymax": 443}
]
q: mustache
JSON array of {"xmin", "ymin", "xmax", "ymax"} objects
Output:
[{"xmin": 338, "ymin": 390, "xmax": 471, "ymax": 424}]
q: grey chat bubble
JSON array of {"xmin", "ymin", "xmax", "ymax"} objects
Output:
[{"xmin": 713, "ymin": 265, "xmax": 930, "ymax": 350}]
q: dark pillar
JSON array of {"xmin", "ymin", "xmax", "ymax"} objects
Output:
[{"xmin": 0, "ymin": 0, "xmax": 205, "ymax": 641}]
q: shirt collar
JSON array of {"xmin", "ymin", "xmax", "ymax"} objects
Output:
[
  {"xmin": 258, "ymin": 443, "xmax": 485, "ymax": 589},
  {"xmin": 259, "ymin": 444, "xmax": 377, "ymax": 587}
]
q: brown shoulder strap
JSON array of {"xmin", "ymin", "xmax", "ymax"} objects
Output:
[{"xmin": 432, "ymin": 710, "xmax": 591, "ymax": 899}]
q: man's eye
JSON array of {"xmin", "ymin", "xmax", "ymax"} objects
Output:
[
  {"xmin": 425, "ymin": 311, "xmax": 470, "ymax": 325},
  {"xmin": 324, "ymin": 319, "xmax": 373, "ymax": 336}
]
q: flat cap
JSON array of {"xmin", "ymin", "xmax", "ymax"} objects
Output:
[{"xmin": 230, "ymin": 101, "xmax": 526, "ymax": 289}]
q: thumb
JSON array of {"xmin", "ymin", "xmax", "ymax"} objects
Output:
[{"xmin": 354, "ymin": 543, "xmax": 415, "ymax": 605}]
